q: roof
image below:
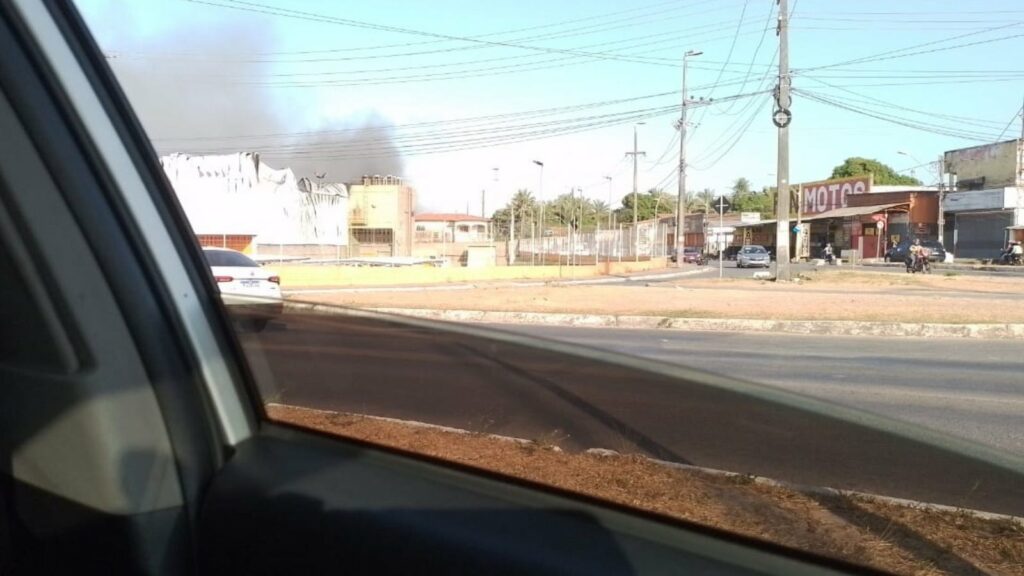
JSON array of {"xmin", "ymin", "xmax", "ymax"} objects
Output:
[
  {"xmin": 800, "ymin": 203, "xmax": 906, "ymax": 221},
  {"xmin": 415, "ymin": 213, "xmax": 490, "ymax": 223}
]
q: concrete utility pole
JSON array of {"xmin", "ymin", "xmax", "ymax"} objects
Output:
[
  {"xmin": 773, "ymin": 0, "xmax": 793, "ymax": 280},
  {"xmin": 626, "ymin": 123, "xmax": 646, "ymax": 262},
  {"xmin": 481, "ymin": 189, "xmax": 485, "ymax": 218},
  {"xmin": 677, "ymin": 50, "xmax": 702, "ymax": 268}
]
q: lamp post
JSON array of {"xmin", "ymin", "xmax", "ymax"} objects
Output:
[
  {"xmin": 627, "ymin": 122, "xmax": 646, "ymax": 262},
  {"xmin": 532, "ymin": 160, "xmax": 544, "ymax": 264},
  {"xmin": 676, "ymin": 49, "xmax": 702, "ymax": 268}
]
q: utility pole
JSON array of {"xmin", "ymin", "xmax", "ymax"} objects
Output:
[
  {"xmin": 626, "ymin": 123, "xmax": 646, "ymax": 262},
  {"xmin": 718, "ymin": 195, "xmax": 725, "ymax": 279},
  {"xmin": 677, "ymin": 50, "xmax": 702, "ymax": 268},
  {"xmin": 773, "ymin": 0, "xmax": 793, "ymax": 280},
  {"xmin": 481, "ymin": 189, "xmax": 485, "ymax": 218}
]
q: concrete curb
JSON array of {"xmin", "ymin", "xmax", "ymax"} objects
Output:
[
  {"xmin": 364, "ymin": 308, "xmax": 1024, "ymax": 340},
  {"xmin": 269, "ymin": 404, "xmax": 1022, "ymax": 526},
  {"xmin": 861, "ymin": 261, "xmax": 1024, "ymax": 275},
  {"xmin": 283, "ymin": 267, "xmax": 709, "ymax": 295}
]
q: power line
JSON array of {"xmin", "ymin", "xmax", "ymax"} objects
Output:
[
  {"xmin": 796, "ymin": 89, "xmax": 1002, "ymax": 142},
  {"xmin": 798, "ymin": 75, "xmax": 1012, "ymax": 130},
  {"xmin": 182, "ymin": 0, "xmax": 748, "ymax": 67},
  {"xmin": 149, "ymin": 0, "xmax": 720, "ymax": 61},
  {"xmin": 685, "ymin": 0, "xmax": 750, "ymax": 136},
  {"xmin": 797, "ymin": 20, "xmax": 1024, "ymax": 72},
  {"xmin": 995, "ymin": 104, "xmax": 1024, "ymax": 141}
]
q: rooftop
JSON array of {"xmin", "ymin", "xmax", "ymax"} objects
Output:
[{"xmin": 415, "ymin": 213, "xmax": 490, "ymax": 223}]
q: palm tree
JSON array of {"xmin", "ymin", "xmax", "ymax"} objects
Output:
[
  {"xmin": 589, "ymin": 200, "xmax": 611, "ymax": 228},
  {"xmin": 694, "ymin": 188, "xmax": 716, "ymax": 213},
  {"xmin": 509, "ymin": 189, "xmax": 536, "ymax": 240}
]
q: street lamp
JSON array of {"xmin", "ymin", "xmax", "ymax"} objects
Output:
[
  {"xmin": 897, "ymin": 150, "xmax": 922, "ymax": 177},
  {"xmin": 677, "ymin": 49, "xmax": 702, "ymax": 268},
  {"xmin": 532, "ymin": 160, "xmax": 544, "ymax": 264},
  {"xmin": 604, "ymin": 176, "xmax": 613, "ymax": 228},
  {"xmin": 630, "ymin": 122, "xmax": 646, "ymax": 262}
]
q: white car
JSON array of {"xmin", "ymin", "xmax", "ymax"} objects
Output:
[{"xmin": 203, "ymin": 247, "xmax": 282, "ymax": 331}]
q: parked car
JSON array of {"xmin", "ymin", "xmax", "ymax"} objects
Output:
[
  {"xmin": 736, "ymin": 245, "xmax": 772, "ymax": 268},
  {"xmin": 885, "ymin": 239, "xmax": 947, "ymax": 263},
  {"xmin": 670, "ymin": 246, "xmax": 705, "ymax": 264},
  {"xmin": 203, "ymin": 247, "xmax": 282, "ymax": 330}
]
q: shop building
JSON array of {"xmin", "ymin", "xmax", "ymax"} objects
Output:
[{"xmin": 942, "ymin": 140, "xmax": 1024, "ymax": 258}]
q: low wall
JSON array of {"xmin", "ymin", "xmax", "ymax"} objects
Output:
[{"xmin": 276, "ymin": 257, "xmax": 668, "ymax": 287}]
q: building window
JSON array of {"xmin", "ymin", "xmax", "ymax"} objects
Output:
[
  {"xmin": 457, "ymin": 225, "xmax": 470, "ymax": 233},
  {"xmin": 351, "ymin": 228, "xmax": 394, "ymax": 245}
]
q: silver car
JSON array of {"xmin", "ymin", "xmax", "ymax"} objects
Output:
[{"xmin": 736, "ymin": 245, "xmax": 772, "ymax": 268}]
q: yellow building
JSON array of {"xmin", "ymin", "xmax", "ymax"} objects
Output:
[{"xmin": 348, "ymin": 174, "xmax": 416, "ymax": 256}]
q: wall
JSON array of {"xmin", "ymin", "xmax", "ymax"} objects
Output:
[
  {"xmin": 349, "ymin": 183, "xmax": 415, "ymax": 256},
  {"xmin": 944, "ymin": 140, "xmax": 1022, "ymax": 189},
  {"xmin": 274, "ymin": 258, "xmax": 669, "ymax": 287},
  {"xmin": 799, "ymin": 175, "xmax": 871, "ymax": 215}
]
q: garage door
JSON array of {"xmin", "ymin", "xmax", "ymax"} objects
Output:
[{"xmin": 955, "ymin": 212, "xmax": 1013, "ymax": 259}]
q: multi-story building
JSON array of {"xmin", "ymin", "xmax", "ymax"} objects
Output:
[
  {"xmin": 943, "ymin": 139, "xmax": 1024, "ymax": 258},
  {"xmin": 348, "ymin": 174, "xmax": 416, "ymax": 256}
]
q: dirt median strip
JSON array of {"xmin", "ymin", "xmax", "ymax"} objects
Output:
[
  {"xmin": 267, "ymin": 403, "xmax": 1024, "ymax": 575},
  {"xmin": 360, "ymin": 307, "xmax": 1024, "ymax": 340}
]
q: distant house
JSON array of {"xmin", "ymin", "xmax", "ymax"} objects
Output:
[{"xmin": 414, "ymin": 213, "xmax": 492, "ymax": 243}]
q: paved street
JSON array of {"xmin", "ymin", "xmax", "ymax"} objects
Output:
[
  {"xmin": 240, "ymin": 311, "xmax": 1024, "ymax": 515},
  {"xmin": 489, "ymin": 324, "xmax": 1024, "ymax": 456},
  {"xmin": 668, "ymin": 259, "xmax": 1024, "ymax": 280}
]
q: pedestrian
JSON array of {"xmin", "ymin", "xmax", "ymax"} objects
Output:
[{"xmin": 823, "ymin": 242, "xmax": 834, "ymax": 264}]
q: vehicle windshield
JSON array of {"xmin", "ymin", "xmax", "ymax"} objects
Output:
[
  {"xmin": 204, "ymin": 250, "xmax": 259, "ymax": 268},
  {"xmin": 76, "ymin": 2, "xmax": 1024, "ymax": 573}
]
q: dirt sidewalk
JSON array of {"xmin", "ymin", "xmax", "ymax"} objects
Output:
[{"xmin": 294, "ymin": 270, "xmax": 1024, "ymax": 324}]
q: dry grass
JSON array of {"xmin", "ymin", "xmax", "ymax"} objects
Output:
[{"xmin": 269, "ymin": 404, "xmax": 1024, "ymax": 576}]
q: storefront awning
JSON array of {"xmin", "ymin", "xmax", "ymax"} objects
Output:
[
  {"xmin": 1007, "ymin": 225, "xmax": 1024, "ymax": 230},
  {"xmin": 732, "ymin": 218, "xmax": 777, "ymax": 228},
  {"xmin": 800, "ymin": 203, "xmax": 906, "ymax": 222}
]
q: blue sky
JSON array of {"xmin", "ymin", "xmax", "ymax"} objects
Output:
[{"xmin": 76, "ymin": 0, "xmax": 1024, "ymax": 213}]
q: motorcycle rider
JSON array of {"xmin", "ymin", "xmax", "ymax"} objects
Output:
[
  {"xmin": 823, "ymin": 242, "xmax": 834, "ymax": 264},
  {"xmin": 1012, "ymin": 241, "xmax": 1023, "ymax": 265},
  {"xmin": 907, "ymin": 238, "xmax": 929, "ymax": 272}
]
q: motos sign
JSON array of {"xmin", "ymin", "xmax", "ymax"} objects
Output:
[{"xmin": 801, "ymin": 176, "xmax": 871, "ymax": 214}]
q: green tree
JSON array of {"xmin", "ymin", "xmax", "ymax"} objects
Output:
[
  {"xmin": 830, "ymin": 157, "xmax": 922, "ymax": 185},
  {"xmin": 729, "ymin": 178, "xmax": 773, "ymax": 216},
  {"xmin": 491, "ymin": 189, "xmax": 538, "ymax": 240},
  {"xmin": 693, "ymin": 188, "xmax": 717, "ymax": 213},
  {"xmin": 614, "ymin": 188, "xmax": 676, "ymax": 223}
]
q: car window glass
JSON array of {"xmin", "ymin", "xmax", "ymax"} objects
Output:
[{"xmin": 73, "ymin": 2, "xmax": 1024, "ymax": 573}]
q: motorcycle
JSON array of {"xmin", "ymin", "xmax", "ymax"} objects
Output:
[{"xmin": 906, "ymin": 254, "xmax": 930, "ymax": 274}]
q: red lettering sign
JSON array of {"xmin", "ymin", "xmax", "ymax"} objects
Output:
[{"xmin": 801, "ymin": 176, "xmax": 871, "ymax": 215}]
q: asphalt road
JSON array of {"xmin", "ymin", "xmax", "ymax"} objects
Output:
[
  {"xmin": 672, "ymin": 259, "xmax": 1024, "ymax": 280},
  {"xmin": 488, "ymin": 324, "xmax": 1024, "ymax": 456},
  {"xmin": 240, "ymin": 311, "xmax": 1024, "ymax": 515}
]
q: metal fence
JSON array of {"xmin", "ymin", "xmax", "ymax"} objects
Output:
[{"xmin": 513, "ymin": 222, "xmax": 672, "ymax": 265}]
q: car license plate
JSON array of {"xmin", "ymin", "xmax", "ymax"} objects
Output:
[{"xmin": 240, "ymin": 279, "xmax": 259, "ymax": 288}]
